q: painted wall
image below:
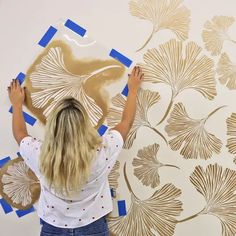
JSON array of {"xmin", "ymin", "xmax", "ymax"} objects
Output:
[{"xmin": 1, "ymin": 0, "xmax": 236, "ymax": 235}]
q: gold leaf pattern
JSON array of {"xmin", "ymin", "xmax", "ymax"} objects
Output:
[
  {"xmin": 226, "ymin": 113, "xmax": 236, "ymax": 163},
  {"xmin": 108, "ymin": 161, "xmax": 120, "ymax": 189},
  {"xmin": 25, "ymin": 41, "xmax": 125, "ymax": 127},
  {"xmin": 0, "ymin": 157, "xmax": 40, "ymax": 210},
  {"xmin": 129, "ymin": 0, "xmax": 190, "ymax": 51},
  {"xmin": 107, "ymin": 88, "xmax": 162, "ymax": 148},
  {"xmin": 165, "ymin": 103, "xmax": 223, "ymax": 159},
  {"xmin": 217, "ymin": 53, "xmax": 236, "ymax": 90},
  {"xmin": 189, "ymin": 164, "xmax": 236, "ymax": 236},
  {"xmin": 202, "ymin": 16, "xmax": 236, "ymax": 56},
  {"xmin": 132, "ymin": 143, "xmax": 179, "ymax": 188},
  {"xmin": 108, "ymin": 183, "xmax": 183, "ymax": 236}
]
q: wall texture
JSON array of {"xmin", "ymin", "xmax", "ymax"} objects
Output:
[{"xmin": 0, "ymin": 0, "xmax": 236, "ymax": 235}]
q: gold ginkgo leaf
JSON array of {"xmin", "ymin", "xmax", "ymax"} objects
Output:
[
  {"xmin": 140, "ymin": 39, "xmax": 216, "ymax": 124},
  {"xmin": 165, "ymin": 103, "xmax": 223, "ymax": 159},
  {"xmin": 217, "ymin": 53, "xmax": 236, "ymax": 90},
  {"xmin": 129, "ymin": 0, "xmax": 190, "ymax": 51},
  {"xmin": 108, "ymin": 161, "xmax": 120, "ymax": 190},
  {"xmin": 107, "ymin": 88, "xmax": 167, "ymax": 149},
  {"xmin": 108, "ymin": 182, "xmax": 183, "ymax": 236},
  {"xmin": 183, "ymin": 164, "xmax": 236, "ymax": 236},
  {"xmin": 202, "ymin": 16, "xmax": 236, "ymax": 56},
  {"xmin": 132, "ymin": 143, "xmax": 179, "ymax": 188},
  {"xmin": 0, "ymin": 157, "xmax": 40, "ymax": 210},
  {"xmin": 226, "ymin": 113, "xmax": 236, "ymax": 163},
  {"xmin": 25, "ymin": 41, "xmax": 125, "ymax": 127}
]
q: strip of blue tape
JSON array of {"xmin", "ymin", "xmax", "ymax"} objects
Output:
[
  {"xmin": 0, "ymin": 156, "xmax": 11, "ymax": 168},
  {"xmin": 64, "ymin": 19, "xmax": 86, "ymax": 37},
  {"xmin": 9, "ymin": 107, "xmax": 37, "ymax": 126},
  {"xmin": 16, "ymin": 206, "xmax": 35, "ymax": 218},
  {"xmin": 38, "ymin": 26, "xmax": 57, "ymax": 47},
  {"xmin": 0, "ymin": 198, "xmax": 13, "ymax": 214},
  {"xmin": 110, "ymin": 188, "xmax": 115, "ymax": 198},
  {"xmin": 121, "ymin": 84, "xmax": 129, "ymax": 97},
  {"xmin": 109, "ymin": 49, "xmax": 132, "ymax": 68},
  {"xmin": 118, "ymin": 200, "xmax": 127, "ymax": 216},
  {"xmin": 97, "ymin": 125, "xmax": 108, "ymax": 136},
  {"xmin": 16, "ymin": 72, "xmax": 26, "ymax": 85}
]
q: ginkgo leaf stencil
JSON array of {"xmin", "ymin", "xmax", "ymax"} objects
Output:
[
  {"xmin": 129, "ymin": 0, "xmax": 190, "ymax": 51},
  {"xmin": 107, "ymin": 88, "xmax": 168, "ymax": 148},
  {"xmin": 178, "ymin": 164, "xmax": 236, "ymax": 236},
  {"xmin": 108, "ymin": 164, "xmax": 183, "ymax": 236},
  {"xmin": 132, "ymin": 143, "xmax": 179, "ymax": 188},
  {"xmin": 217, "ymin": 53, "xmax": 236, "ymax": 90},
  {"xmin": 140, "ymin": 39, "xmax": 216, "ymax": 125},
  {"xmin": 24, "ymin": 40, "xmax": 125, "ymax": 127},
  {"xmin": 0, "ymin": 157, "xmax": 40, "ymax": 210},
  {"xmin": 165, "ymin": 103, "xmax": 224, "ymax": 160},
  {"xmin": 226, "ymin": 113, "xmax": 236, "ymax": 163},
  {"xmin": 202, "ymin": 16, "xmax": 236, "ymax": 56}
]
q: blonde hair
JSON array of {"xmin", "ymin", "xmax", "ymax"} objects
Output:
[{"xmin": 39, "ymin": 97, "xmax": 102, "ymax": 196}]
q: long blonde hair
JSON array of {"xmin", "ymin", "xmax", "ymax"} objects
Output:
[{"xmin": 39, "ymin": 97, "xmax": 102, "ymax": 196}]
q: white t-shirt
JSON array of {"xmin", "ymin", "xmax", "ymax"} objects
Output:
[{"xmin": 19, "ymin": 130, "xmax": 123, "ymax": 228}]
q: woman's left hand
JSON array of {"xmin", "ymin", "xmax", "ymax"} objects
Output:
[{"xmin": 8, "ymin": 79, "xmax": 25, "ymax": 107}]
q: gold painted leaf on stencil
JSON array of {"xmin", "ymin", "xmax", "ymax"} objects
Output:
[
  {"xmin": 0, "ymin": 157, "xmax": 40, "ymax": 210},
  {"xmin": 107, "ymin": 88, "xmax": 163, "ymax": 149},
  {"xmin": 188, "ymin": 164, "xmax": 236, "ymax": 236},
  {"xmin": 108, "ymin": 161, "xmax": 120, "ymax": 190},
  {"xmin": 129, "ymin": 0, "xmax": 190, "ymax": 51},
  {"xmin": 108, "ymin": 182, "xmax": 183, "ymax": 236},
  {"xmin": 202, "ymin": 16, "xmax": 236, "ymax": 56},
  {"xmin": 25, "ymin": 40, "xmax": 125, "ymax": 127},
  {"xmin": 226, "ymin": 113, "xmax": 236, "ymax": 163},
  {"xmin": 217, "ymin": 53, "xmax": 236, "ymax": 90},
  {"xmin": 165, "ymin": 103, "xmax": 223, "ymax": 159},
  {"xmin": 132, "ymin": 143, "xmax": 179, "ymax": 188},
  {"xmin": 140, "ymin": 39, "xmax": 216, "ymax": 125}
]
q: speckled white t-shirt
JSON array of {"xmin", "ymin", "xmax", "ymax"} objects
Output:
[{"xmin": 19, "ymin": 130, "xmax": 123, "ymax": 228}]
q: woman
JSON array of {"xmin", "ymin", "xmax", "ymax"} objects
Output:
[{"xmin": 8, "ymin": 66, "xmax": 143, "ymax": 236}]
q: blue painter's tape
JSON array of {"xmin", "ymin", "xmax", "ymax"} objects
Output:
[
  {"xmin": 16, "ymin": 206, "xmax": 35, "ymax": 217},
  {"xmin": 121, "ymin": 84, "xmax": 129, "ymax": 97},
  {"xmin": 16, "ymin": 72, "xmax": 26, "ymax": 85},
  {"xmin": 118, "ymin": 200, "xmax": 127, "ymax": 216},
  {"xmin": 64, "ymin": 19, "xmax": 86, "ymax": 37},
  {"xmin": 9, "ymin": 107, "xmax": 37, "ymax": 126},
  {"xmin": 0, "ymin": 198, "xmax": 13, "ymax": 214},
  {"xmin": 110, "ymin": 188, "xmax": 116, "ymax": 198},
  {"xmin": 97, "ymin": 125, "xmax": 108, "ymax": 136},
  {"xmin": 38, "ymin": 26, "xmax": 57, "ymax": 47},
  {"xmin": 0, "ymin": 156, "xmax": 11, "ymax": 168},
  {"xmin": 109, "ymin": 49, "xmax": 133, "ymax": 68}
]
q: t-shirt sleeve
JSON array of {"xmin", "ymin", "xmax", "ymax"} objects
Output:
[
  {"xmin": 101, "ymin": 129, "xmax": 124, "ymax": 174},
  {"xmin": 19, "ymin": 136, "xmax": 42, "ymax": 177}
]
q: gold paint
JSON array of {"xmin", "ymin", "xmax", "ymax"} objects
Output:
[
  {"xmin": 217, "ymin": 53, "xmax": 236, "ymax": 90},
  {"xmin": 140, "ymin": 39, "xmax": 216, "ymax": 125},
  {"xmin": 129, "ymin": 0, "xmax": 190, "ymax": 51},
  {"xmin": 202, "ymin": 15, "xmax": 236, "ymax": 56},
  {"xmin": 107, "ymin": 88, "xmax": 166, "ymax": 149},
  {"xmin": 107, "ymin": 163, "xmax": 183, "ymax": 236},
  {"xmin": 165, "ymin": 103, "xmax": 223, "ymax": 160},
  {"xmin": 0, "ymin": 157, "xmax": 40, "ymax": 210},
  {"xmin": 132, "ymin": 143, "xmax": 179, "ymax": 188},
  {"xmin": 226, "ymin": 113, "xmax": 236, "ymax": 163},
  {"xmin": 24, "ymin": 40, "xmax": 125, "ymax": 127}
]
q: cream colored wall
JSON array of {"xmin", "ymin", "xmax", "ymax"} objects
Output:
[{"xmin": 1, "ymin": 0, "xmax": 236, "ymax": 235}]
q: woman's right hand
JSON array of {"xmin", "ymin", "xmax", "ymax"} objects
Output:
[{"xmin": 128, "ymin": 66, "xmax": 143, "ymax": 93}]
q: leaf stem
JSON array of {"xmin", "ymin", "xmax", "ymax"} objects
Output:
[
  {"xmin": 163, "ymin": 164, "xmax": 180, "ymax": 169},
  {"xmin": 204, "ymin": 105, "xmax": 226, "ymax": 123},
  {"xmin": 155, "ymin": 93, "xmax": 174, "ymax": 126},
  {"xmin": 123, "ymin": 162, "xmax": 138, "ymax": 199},
  {"xmin": 136, "ymin": 27, "xmax": 155, "ymax": 52},
  {"xmin": 177, "ymin": 208, "xmax": 205, "ymax": 223},
  {"xmin": 145, "ymin": 125, "xmax": 168, "ymax": 145}
]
